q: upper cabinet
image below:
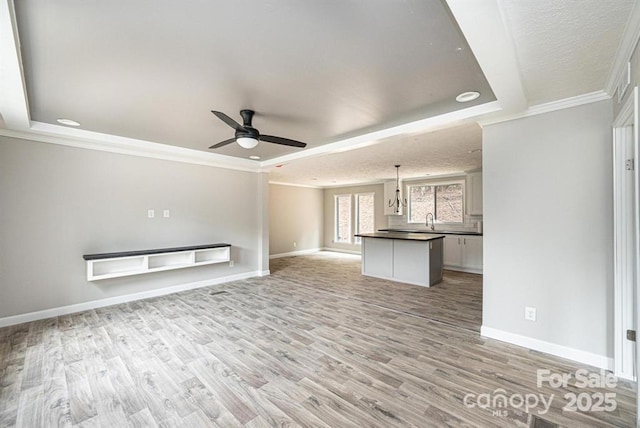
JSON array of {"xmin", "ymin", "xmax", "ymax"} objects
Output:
[
  {"xmin": 384, "ymin": 180, "xmax": 403, "ymax": 215},
  {"xmin": 466, "ymin": 172, "xmax": 483, "ymax": 216}
]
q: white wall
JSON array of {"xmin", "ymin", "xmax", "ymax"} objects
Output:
[
  {"xmin": 482, "ymin": 99, "xmax": 614, "ymax": 362},
  {"xmin": 324, "ymin": 183, "xmax": 385, "ymax": 253},
  {"xmin": 0, "ymin": 136, "xmax": 264, "ymax": 320},
  {"xmin": 269, "ymin": 184, "xmax": 323, "ymax": 256}
]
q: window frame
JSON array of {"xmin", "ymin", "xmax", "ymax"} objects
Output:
[
  {"xmin": 354, "ymin": 192, "xmax": 375, "ymax": 244},
  {"xmin": 334, "ymin": 194, "xmax": 352, "ymax": 244},
  {"xmin": 406, "ymin": 179, "xmax": 465, "ymax": 225}
]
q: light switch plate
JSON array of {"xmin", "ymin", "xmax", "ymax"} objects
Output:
[
  {"xmin": 147, "ymin": 209, "xmax": 155, "ymax": 218},
  {"xmin": 163, "ymin": 210, "xmax": 170, "ymax": 218}
]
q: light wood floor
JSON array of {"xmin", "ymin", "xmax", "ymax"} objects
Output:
[{"xmin": 0, "ymin": 252, "xmax": 635, "ymax": 427}]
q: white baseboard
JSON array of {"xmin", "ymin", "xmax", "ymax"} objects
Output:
[
  {"xmin": 481, "ymin": 326, "xmax": 613, "ymax": 370},
  {"xmin": 320, "ymin": 247, "xmax": 362, "ymax": 255},
  {"xmin": 0, "ymin": 271, "xmax": 261, "ymax": 328},
  {"xmin": 444, "ymin": 265, "xmax": 483, "ymax": 274},
  {"xmin": 269, "ymin": 248, "xmax": 321, "ymax": 259}
]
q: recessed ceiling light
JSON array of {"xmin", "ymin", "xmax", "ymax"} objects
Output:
[
  {"xmin": 57, "ymin": 118, "xmax": 80, "ymax": 127},
  {"xmin": 456, "ymin": 91, "xmax": 480, "ymax": 103},
  {"xmin": 249, "ymin": 155, "xmax": 261, "ymax": 160}
]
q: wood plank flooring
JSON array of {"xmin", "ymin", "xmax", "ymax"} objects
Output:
[{"xmin": 0, "ymin": 251, "xmax": 636, "ymax": 427}]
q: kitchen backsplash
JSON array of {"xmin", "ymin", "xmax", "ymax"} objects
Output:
[{"xmin": 387, "ymin": 213, "xmax": 483, "ymax": 233}]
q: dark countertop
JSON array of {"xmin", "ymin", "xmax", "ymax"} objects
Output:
[
  {"xmin": 355, "ymin": 232, "xmax": 445, "ymax": 241},
  {"xmin": 83, "ymin": 243, "xmax": 231, "ymax": 260},
  {"xmin": 378, "ymin": 228, "xmax": 483, "ymax": 236}
]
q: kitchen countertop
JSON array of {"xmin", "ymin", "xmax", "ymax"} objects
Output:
[
  {"xmin": 378, "ymin": 229, "xmax": 483, "ymax": 236},
  {"xmin": 355, "ymin": 232, "xmax": 445, "ymax": 241}
]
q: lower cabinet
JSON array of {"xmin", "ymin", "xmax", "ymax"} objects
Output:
[
  {"xmin": 443, "ymin": 235, "xmax": 483, "ymax": 274},
  {"xmin": 360, "ymin": 237, "xmax": 444, "ymax": 287}
]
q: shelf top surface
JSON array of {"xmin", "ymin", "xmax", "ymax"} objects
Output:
[{"xmin": 83, "ymin": 243, "xmax": 230, "ymax": 260}]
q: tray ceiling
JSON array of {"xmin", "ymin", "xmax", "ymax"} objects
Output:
[
  {"xmin": 14, "ymin": 0, "xmax": 494, "ymax": 161},
  {"xmin": 1, "ymin": 0, "xmax": 636, "ymax": 184}
]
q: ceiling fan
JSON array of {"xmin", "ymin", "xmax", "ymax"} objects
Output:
[{"xmin": 209, "ymin": 110, "xmax": 307, "ymax": 150}]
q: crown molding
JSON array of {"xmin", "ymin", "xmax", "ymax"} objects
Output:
[
  {"xmin": 268, "ymin": 181, "xmax": 323, "ymax": 189},
  {"xmin": 1, "ymin": 122, "xmax": 260, "ymax": 173},
  {"xmin": 604, "ymin": 0, "xmax": 640, "ymax": 96},
  {"xmin": 478, "ymin": 90, "xmax": 611, "ymax": 127}
]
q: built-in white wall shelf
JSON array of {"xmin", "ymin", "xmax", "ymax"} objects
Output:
[{"xmin": 83, "ymin": 243, "xmax": 231, "ymax": 281}]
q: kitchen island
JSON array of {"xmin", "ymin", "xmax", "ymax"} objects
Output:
[{"xmin": 355, "ymin": 232, "xmax": 445, "ymax": 287}]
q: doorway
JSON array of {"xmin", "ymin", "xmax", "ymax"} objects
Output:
[{"xmin": 613, "ymin": 86, "xmax": 639, "ymax": 383}]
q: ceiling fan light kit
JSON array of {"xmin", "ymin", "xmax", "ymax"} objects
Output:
[
  {"xmin": 209, "ymin": 109, "xmax": 307, "ymax": 150},
  {"xmin": 236, "ymin": 137, "xmax": 259, "ymax": 149}
]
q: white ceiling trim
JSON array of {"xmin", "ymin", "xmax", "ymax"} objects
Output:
[
  {"xmin": 3, "ymin": 100, "xmax": 499, "ymax": 174},
  {"xmin": 0, "ymin": 0, "xmax": 30, "ymax": 129},
  {"xmin": 1, "ymin": 122, "xmax": 260, "ymax": 172},
  {"xmin": 260, "ymin": 101, "xmax": 501, "ymax": 169},
  {"xmin": 446, "ymin": 0, "xmax": 528, "ymax": 113},
  {"xmin": 268, "ymin": 181, "xmax": 323, "ymax": 189},
  {"xmin": 605, "ymin": 0, "xmax": 640, "ymax": 95},
  {"xmin": 478, "ymin": 90, "xmax": 611, "ymax": 127}
]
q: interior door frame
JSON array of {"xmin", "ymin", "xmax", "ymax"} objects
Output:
[{"xmin": 613, "ymin": 86, "xmax": 639, "ymax": 381}]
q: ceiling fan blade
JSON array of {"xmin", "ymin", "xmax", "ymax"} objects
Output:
[
  {"xmin": 211, "ymin": 111, "xmax": 244, "ymax": 131},
  {"xmin": 259, "ymin": 134, "xmax": 307, "ymax": 148},
  {"xmin": 209, "ymin": 138, "xmax": 236, "ymax": 149}
]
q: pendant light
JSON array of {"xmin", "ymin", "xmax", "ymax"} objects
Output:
[{"xmin": 388, "ymin": 165, "xmax": 407, "ymax": 214}]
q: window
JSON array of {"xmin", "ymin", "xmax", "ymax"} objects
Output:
[
  {"xmin": 407, "ymin": 181, "xmax": 464, "ymax": 224},
  {"xmin": 355, "ymin": 193, "xmax": 375, "ymax": 244},
  {"xmin": 334, "ymin": 194, "xmax": 351, "ymax": 243}
]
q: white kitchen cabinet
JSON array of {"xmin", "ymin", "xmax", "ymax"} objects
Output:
[
  {"xmin": 466, "ymin": 172, "xmax": 483, "ymax": 215},
  {"xmin": 443, "ymin": 236, "xmax": 462, "ymax": 267},
  {"xmin": 443, "ymin": 235, "xmax": 483, "ymax": 273},
  {"xmin": 384, "ymin": 180, "xmax": 403, "ymax": 215},
  {"xmin": 462, "ymin": 236, "xmax": 483, "ymax": 271}
]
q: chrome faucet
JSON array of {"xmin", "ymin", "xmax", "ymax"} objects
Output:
[{"xmin": 425, "ymin": 213, "xmax": 435, "ymax": 231}]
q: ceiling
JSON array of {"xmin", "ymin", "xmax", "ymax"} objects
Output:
[
  {"xmin": 500, "ymin": 0, "xmax": 635, "ymax": 105},
  {"xmin": 271, "ymin": 122, "xmax": 483, "ymax": 188},
  {"xmin": 0, "ymin": 0, "xmax": 636, "ymax": 186}
]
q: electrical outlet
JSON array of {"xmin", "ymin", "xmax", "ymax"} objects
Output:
[
  {"xmin": 147, "ymin": 209, "xmax": 155, "ymax": 218},
  {"xmin": 293, "ymin": 242, "xmax": 297, "ymax": 248},
  {"xmin": 229, "ymin": 260, "xmax": 234, "ymax": 267},
  {"xmin": 525, "ymin": 306, "xmax": 537, "ymax": 321},
  {"xmin": 163, "ymin": 210, "xmax": 170, "ymax": 218}
]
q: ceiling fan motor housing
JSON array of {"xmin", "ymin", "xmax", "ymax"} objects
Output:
[{"xmin": 237, "ymin": 110, "xmax": 259, "ymax": 139}]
